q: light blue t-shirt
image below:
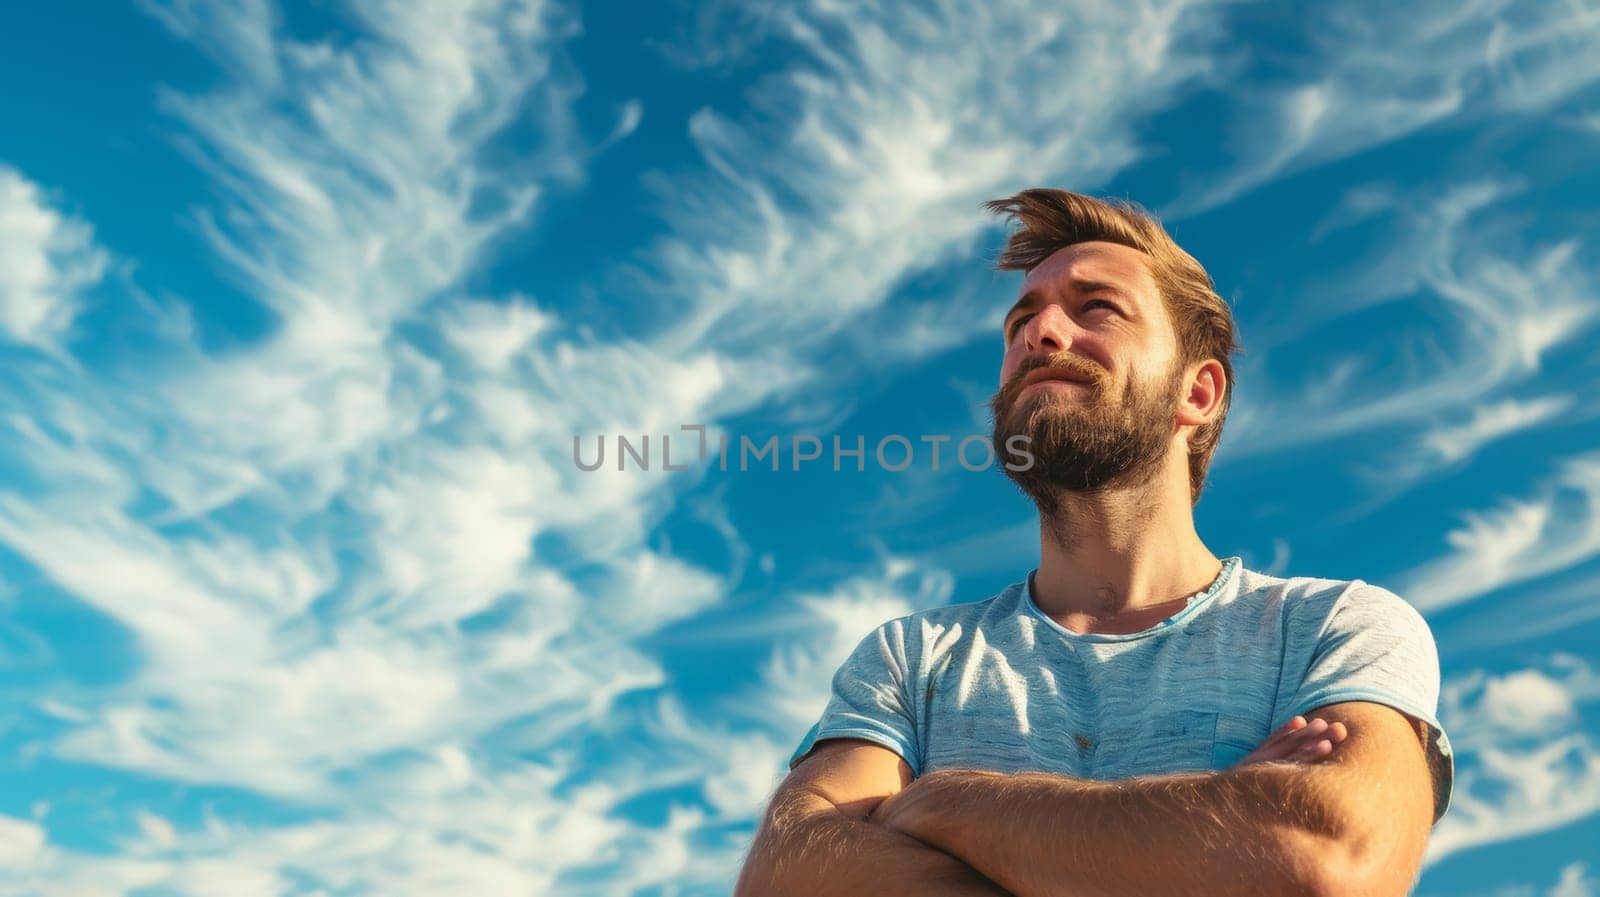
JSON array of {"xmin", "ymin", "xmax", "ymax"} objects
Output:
[{"xmin": 788, "ymin": 556, "xmax": 1454, "ymax": 823}]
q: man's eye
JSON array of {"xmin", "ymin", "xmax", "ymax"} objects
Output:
[{"xmin": 1008, "ymin": 301, "xmax": 1116, "ymax": 340}]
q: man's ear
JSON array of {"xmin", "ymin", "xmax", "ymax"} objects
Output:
[{"xmin": 1176, "ymin": 358, "xmax": 1226, "ymax": 430}]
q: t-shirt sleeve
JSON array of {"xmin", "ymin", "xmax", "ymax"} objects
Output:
[
  {"xmin": 786, "ymin": 619, "xmax": 921, "ymax": 774},
  {"xmin": 1284, "ymin": 581, "xmax": 1454, "ymax": 825}
]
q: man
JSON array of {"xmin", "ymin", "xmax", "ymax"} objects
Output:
[{"xmin": 734, "ymin": 189, "xmax": 1453, "ymax": 897}]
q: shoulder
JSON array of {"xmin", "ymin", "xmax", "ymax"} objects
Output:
[
  {"xmin": 1257, "ymin": 572, "xmax": 1439, "ymax": 664},
  {"xmin": 1322, "ymin": 578, "xmax": 1433, "ymax": 637},
  {"xmin": 856, "ymin": 580, "xmax": 1025, "ymax": 651},
  {"xmin": 1243, "ymin": 567, "xmax": 1424, "ymax": 630},
  {"xmin": 1235, "ymin": 565, "xmax": 1350, "ymax": 606}
]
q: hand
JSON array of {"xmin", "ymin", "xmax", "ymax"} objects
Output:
[{"xmin": 1233, "ymin": 715, "xmax": 1347, "ymax": 769}]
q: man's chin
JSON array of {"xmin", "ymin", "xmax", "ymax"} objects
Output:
[{"xmin": 1009, "ymin": 401, "xmax": 1099, "ymax": 434}]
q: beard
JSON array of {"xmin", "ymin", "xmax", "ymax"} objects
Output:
[{"xmin": 989, "ymin": 351, "xmax": 1182, "ymax": 513}]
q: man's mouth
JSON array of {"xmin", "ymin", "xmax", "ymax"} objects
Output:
[
  {"xmin": 1020, "ymin": 379, "xmax": 1085, "ymax": 397},
  {"xmin": 1019, "ymin": 368, "xmax": 1093, "ymax": 392}
]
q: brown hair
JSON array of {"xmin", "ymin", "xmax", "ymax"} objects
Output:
[{"xmin": 983, "ymin": 188, "xmax": 1241, "ymax": 506}]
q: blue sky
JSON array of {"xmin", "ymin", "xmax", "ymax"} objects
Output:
[{"xmin": 1, "ymin": 0, "xmax": 1599, "ymax": 894}]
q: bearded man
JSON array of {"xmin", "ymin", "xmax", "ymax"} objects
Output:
[{"xmin": 734, "ymin": 189, "xmax": 1452, "ymax": 897}]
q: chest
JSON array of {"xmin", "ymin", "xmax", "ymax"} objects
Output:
[{"xmin": 917, "ymin": 626, "xmax": 1281, "ymax": 780}]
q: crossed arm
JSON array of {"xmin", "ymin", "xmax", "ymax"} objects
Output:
[
  {"xmin": 733, "ymin": 733, "xmax": 1011, "ymax": 897},
  {"xmin": 736, "ymin": 701, "xmax": 1437, "ymax": 897}
]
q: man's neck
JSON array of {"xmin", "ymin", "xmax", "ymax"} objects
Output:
[{"xmin": 1029, "ymin": 473, "xmax": 1220, "ymax": 633}]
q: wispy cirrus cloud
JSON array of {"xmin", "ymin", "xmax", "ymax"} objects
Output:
[
  {"xmin": 0, "ymin": 752, "xmax": 669, "ymax": 895},
  {"xmin": 642, "ymin": 0, "xmax": 1238, "ymax": 363},
  {"xmin": 743, "ymin": 558, "xmax": 952, "ymax": 739},
  {"xmin": 1163, "ymin": 0, "xmax": 1600, "ymax": 218},
  {"xmin": 0, "ymin": 0, "xmax": 1017, "ymax": 889},
  {"xmin": 0, "ymin": 0, "xmax": 748, "ymax": 891},
  {"xmin": 1442, "ymin": 567, "xmax": 1600, "ymax": 655},
  {"xmin": 1342, "ymin": 394, "xmax": 1585, "ymax": 518},
  {"xmin": 1393, "ymin": 451, "xmax": 1600, "ymax": 614},
  {"xmin": 1224, "ymin": 178, "xmax": 1599, "ymax": 467},
  {"xmin": 4, "ymin": 0, "xmax": 1598, "ymax": 894},
  {"xmin": 1414, "ymin": 396, "xmax": 1577, "ymax": 468},
  {"xmin": 0, "ymin": 168, "xmax": 108, "ymax": 357}
]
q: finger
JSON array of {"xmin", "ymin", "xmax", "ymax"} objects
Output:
[
  {"xmin": 1295, "ymin": 718, "xmax": 1344, "ymax": 747},
  {"xmin": 1272, "ymin": 721, "xmax": 1341, "ymax": 759},
  {"xmin": 1247, "ymin": 716, "xmax": 1331, "ymax": 764},
  {"xmin": 1260, "ymin": 731, "xmax": 1316, "ymax": 762},
  {"xmin": 1258, "ymin": 716, "xmax": 1309, "ymax": 751},
  {"xmin": 1265, "ymin": 719, "xmax": 1326, "ymax": 755},
  {"xmin": 1298, "ymin": 738, "xmax": 1333, "ymax": 758}
]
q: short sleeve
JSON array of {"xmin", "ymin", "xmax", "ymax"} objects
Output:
[
  {"xmin": 786, "ymin": 619, "xmax": 921, "ymax": 774},
  {"xmin": 1285, "ymin": 582, "xmax": 1454, "ymax": 824}
]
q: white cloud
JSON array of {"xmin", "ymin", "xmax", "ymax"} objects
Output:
[
  {"xmin": 1164, "ymin": 0, "xmax": 1600, "ymax": 217},
  {"xmin": 1444, "ymin": 568, "xmax": 1600, "ymax": 652},
  {"xmin": 0, "ymin": 168, "xmax": 108, "ymax": 354},
  {"xmin": 12, "ymin": 1, "xmax": 1598, "ymax": 894},
  {"xmin": 1308, "ymin": 181, "xmax": 1402, "ymax": 242},
  {"xmin": 438, "ymin": 294, "xmax": 554, "ymax": 373},
  {"xmin": 0, "ymin": 815, "xmax": 46, "ymax": 870},
  {"xmin": 124, "ymin": 0, "xmax": 589, "ymax": 520},
  {"xmin": 642, "ymin": 0, "xmax": 1234, "ymax": 362},
  {"xmin": 0, "ymin": 0, "xmax": 903, "ymax": 886},
  {"xmin": 0, "ymin": 757, "xmax": 635, "ymax": 896},
  {"xmin": 1254, "ymin": 537, "xmax": 1293, "ymax": 578},
  {"xmin": 351, "ymin": 442, "xmax": 552, "ymax": 628},
  {"xmin": 0, "ymin": 1, "xmax": 760, "ymax": 891},
  {"xmin": 744, "ymin": 559, "xmax": 953, "ymax": 740},
  {"xmin": 133, "ymin": 811, "xmax": 178, "ymax": 850},
  {"xmin": 1394, "ymin": 451, "xmax": 1600, "ymax": 613},
  {"xmin": 136, "ymin": 0, "xmax": 282, "ymax": 86},
  {"xmin": 1418, "ymin": 396, "xmax": 1575, "ymax": 467},
  {"xmin": 588, "ymin": 557, "xmax": 956, "ymax": 832},
  {"xmin": 593, "ymin": 549, "xmax": 724, "ymax": 641},
  {"xmin": 600, "ymin": 98, "xmax": 643, "ymax": 147},
  {"xmin": 1225, "ymin": 179, "xmax": 1600, "ymax": 474},
  {"xmin": 1476, "ymin": 669, "xmax": 1576, "ymax": 735},
  {"xmin": 1428, "ymin": 654, "xmax": 1600, "ymax": 865},
  {"xmin": 0, "ymin": 497, "xmax": 280, "ymax": 666},
  {"xmin": 1550, "ymin": 863, "xmax": 1598, "ymax": 897}
]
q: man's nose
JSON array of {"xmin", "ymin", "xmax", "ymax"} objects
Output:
[{"xmin": 1024, "ymin": 304, "xmax": 1073, "ymax": 354}]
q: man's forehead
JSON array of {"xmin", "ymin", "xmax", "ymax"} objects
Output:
[{"xmin": 1021, "ymin": 241, "xmax": 1154, "ymax": 293}]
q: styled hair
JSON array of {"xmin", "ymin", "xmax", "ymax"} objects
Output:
[{"xmin": 983, "ymin": 188, "xmax": 1241, "ymax": 506}]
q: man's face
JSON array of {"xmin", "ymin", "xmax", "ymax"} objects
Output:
[{"xmin": 989, "ymin": 241, "xmax": 1186, "ymax": 499}]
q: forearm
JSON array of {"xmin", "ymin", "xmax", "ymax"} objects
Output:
[
  {"xmin": 736, "ymin": 790, "xmax": 1013, "ymax": 897},
  {"xmin": 908, "ymin": 765, "xmax": 1344, "ymax": 897}
]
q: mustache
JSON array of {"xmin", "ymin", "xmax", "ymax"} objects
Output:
[
  {"xmin": 1003, "ymin": 354, "xmax": 1105, "ymax": 395},
  {"xmin": 990, "ymin": 354, "xmax": 1104, "ymax": 428}
]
